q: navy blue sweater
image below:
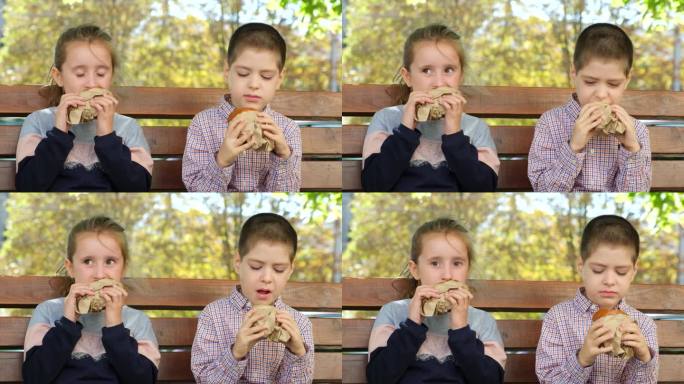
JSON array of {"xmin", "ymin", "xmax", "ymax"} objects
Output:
[
  {"xmin": 366, "ymin": 318, "xmax": 504, "ymax": 384},
  {"xmin": 361, "ymin": 124, "xmax": 497, "ymax": 192},
  {"xmin": 16, "ymin": 127, "xmax": 151, "ymax": 191},
  {"xmin": 23, "ymin": 316, "xmax": 157, "ymax": 383}
]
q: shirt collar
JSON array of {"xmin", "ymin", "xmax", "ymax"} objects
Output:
[
  {"xmin": 220, "ymin": 94, "xmax": 273, "ymax": 117},
  {"xmin": 573, "ymin": 287, "xmax": 628, "ymax": 316},
  {"xmin": 228, "ymin": 285, "xmax": 284, "ymax": 311},
  {"xmin": 563, "ymin": 93, "xmax": 582, "ymax": 121}
]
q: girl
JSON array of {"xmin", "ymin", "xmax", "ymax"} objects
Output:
[
  {"xmin": 23, "ymin": 216, "xmax": 160, "ymax": 383},
  {"xmin": 361, "ymin": 24, "xmax": 500, "ymax": 192},
  {"xmin": 367, "ymin": 218, "xmax": 506, "ymax": 383},
  {"xmin": 15, "ymin": 24, "xmax": 153, "ymax": 191}
]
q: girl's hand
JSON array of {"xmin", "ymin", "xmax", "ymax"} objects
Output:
[
  {"xmin": 445, "ymin": 287, "xmax": 473, "ymax": 329},
  {"xmin": 401, "ymin": 91, "xmax": 433, "ymax": 130},
  {"xmin": 440, "ymin": 92, "xmax": 467, "ymax": 135},
  {"xmin": 620, "ymin": 320, "xmax": 651, "ymax": 362},
  {"xmin": 63, "ymin": 282, "xmax": 95, "ymax": 322},
  {"xmin": 100, "ymin": 284, "xmax": 128, "ymax": 327},
  {"xmin": 408, "ymin": 285, "xmax": 440, "ymax": 325},
  {"xmin": 257, "ymin": 113, "xmax": 291, "ymax": 159},
  {"xmin": 54, "ymin": 93, "xmax": 86, "ymax": 133},
  {"xmin": 91, "ymin": 93, "xmax": 119, "ymax": 136},
  {"xmin": 232, "ymin": 309, "xmax": 269, "ymax": 360},
  {"xmin": 611, "ymin": 105, "xmax": 640, "ymax": 153},
  {"xmin": 276, "ymin": 310, "xmax": 306, "ymax": 356}
]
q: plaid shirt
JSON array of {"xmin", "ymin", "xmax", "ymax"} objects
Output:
[
  {"xmin": 191, "ymin": 286, "xmax": 314, "ymax": 384},
  {"xmin": 528, "ymin": 95, "xmax": 651, "ymax": 192},
  {"xmin": 182, "ymin": 96, "xmax": 302, "ymax": 192},
  {"xmin": 536, "ymin": 288, "xmax": 658, "ymax": 384}
]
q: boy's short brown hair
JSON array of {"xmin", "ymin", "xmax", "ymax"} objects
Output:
[
  {"xmin": 226, "ymin": 23, "xmax": 287, "ymax": 70},
  {"xmin": 573, "ymin": 23, "xmax": 633, "ymax": 76},
  {"xmin": 238, "ymin": 213, "xmax": 297, "ymax": 261},
  {"xmin": 580, "ymin": 215, "xmax": 640, "ymax": 263}
]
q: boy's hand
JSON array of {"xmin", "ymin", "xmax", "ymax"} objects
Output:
[
  {"xmin": 63, "ymin": 282, "xmax": 95, "ymax": 323},
  {"xmin": 440, "ymin": 92, "xmax": 467, "ymax": 135},
  {"xmin": 577, "ymin": 320, "xmax": 614, "ymax": 367},
  {"xmin": 91, "ymin": 93, "xmax": 118, "ymax": 136},
  {"xmin": 401, "ymin": 91, "xmax": 434, "ymax": 130},
  {"xmin": 570, "ymin": 102, "xmax": 603, "ymax": 153},
  {"xmin": 611, "ymin": 105, "xmax": 641, "ymax": 153},
  {"xmin": 620, "ymin": 320, "xmax": 652, "ymax": 363},
  {"xmin": 216, "ymin": 117, "xmax": 252, "ymax": 168},
  {"xmin": 257, "ymin": 113, "xmax": 291, "ymax": 159},
  {"xmin": 54, "ymin": 93, "xmax": 86, "ymax": 133},
  {"xmin": 276, "ymin": 310, "xmax": 306, "ymax": 356},
  {"xmin": 232, "ymin": 309, "xmax": 269, "ymax": 360},
  {"xmin": 100, "ymin": 284, "xmax": 128, "ymax": 327},
  {"xmin": 445, "ymin": 287, "xmax": 473, "ymax": 329},
  {"xmin": 407, "ymin": 285, "xmax": 440, "ymax": 325}
]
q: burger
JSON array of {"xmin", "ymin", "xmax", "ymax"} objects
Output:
[
  {"xmin": 597, "ymin": 103, "xmax": 626, "ymax": 135},
  {"xmin": 421, "ymin": 280, "xmax": 471, "ymax": 317},
  {"xmin": 416, "ymin": 86, "xmax": 460, "ymax": 122},
  {"xmin": 227, "ymin": 107, "xmax": 275, "ymax": 152},
  {"xmin": 592, "ymin": 308, "xmax": 635, "ymax": 359}
]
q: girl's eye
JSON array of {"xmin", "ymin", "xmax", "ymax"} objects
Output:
[
  {"xmin": 422, "ymin": 68, "xmax": 432, "ymax": 75},
  {"xmin": 454, "ymin": 261, "xmax": 463, "ymax": 267},
  {"xmin": 430, "ymin": 261, "xmax": 439, "ymax": 267},
  {"xmin": 83, "ymin": 258, "xmax": 93, "ymax": 265},
  {"xmin": 445, "ymin": 67, "xmax": 455, "ymax": 73},
  {"xmin": 105, "ymin": 258, "xmax": 116, "ymax": 265}
]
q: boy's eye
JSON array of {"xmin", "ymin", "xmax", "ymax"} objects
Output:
[
  {"xmin": 237, "ymin": 72, "xmax": 249, "ymax": 77},
  {"xmin": 585, "ymin": 81, "xmax": 596, "ymax": 85},
  {"xmin": 592, "ymin": 269, "xmax": 604, "ymax": 274},
  {"xmin": 274, "ymin": 268, "xmax": 286, "ymax": 273},
  {"xmin": 261, "ymin": 75, "xmax": 273, "ymax": 80},
  {"xmin": 249, "ymin": 265, "xmax": 262, "ymax": 270}
]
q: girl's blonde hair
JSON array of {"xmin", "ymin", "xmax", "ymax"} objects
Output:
[
  {"xmin": 390, "ymin": 24, "xmax": 466, "ymax": 105},
  {"xmin": 39, "ymin": 24, "xmax": 117, "ymax": 107},
  {"xmin": 51, "ymin": 216, "xmax": 128, "ymax": 296},
  {"xmin": 394, "ymin": 218, "xmax": 474, "ymax": 298}
]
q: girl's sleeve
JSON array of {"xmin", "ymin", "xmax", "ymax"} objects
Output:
[
  {"xmin": 447, "ymin": 322, "xmax": 504, "ymax": 383},
  {"xmin": 265, "ymin": 119, "xmax": 302, "ymax": 192},
  {"xmin": 441, "ymin": 130, "xmax": 498, "ymax": 191},
  {"xmin": 101, "ymin": 321, "xmax": 158, "ymax": 383},
  {"xmin": 275, "ymin": 313, "xmax": 314, "ymax": 383},
  {"xmin": 361, "ymin": 109, "xmax": 421, "ymax": 191},
  {"xmin": 16, "ymin": 112, "xmax": 74, "ymax": 191},
  {"xmin": 22, "ymin": 312, "xmax": 82, "ymax": 384},
  {"xmin": 94, "ymin": 119, "xmax": 152, "ymax": 191},
  {"xmin": 366, "ymin": 303, "xmax": 426, "ymax": 383}
]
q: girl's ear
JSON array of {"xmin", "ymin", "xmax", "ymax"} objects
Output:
[
  {"xmin": 400, "ymin": 67, "xmax": 412, "ymax": 88},
  {"xmin": 408, "ymin": 260, "xmax": 420, "ymax": 280},
  {"xmin": 64, "ymin": 258, "xmax": 74, "ymax": 278},
  {"xmin": 51, "ymin": 66, "xmax": 64, "ymax": 87}
]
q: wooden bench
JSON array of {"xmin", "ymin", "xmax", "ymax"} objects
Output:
[
  {"xmin": 0, "ymin": 276, "xmax": 342, "ymax": 383},
  {"xmin": 342, "ymin": 277, "xmax": 684, "ymax": 383},
  {"xmin": 0, "ymin": 85, "xmax": 342, "ymax": 191},
  {"xmin": 342, "ymin": 84, "xmax": 684, "ymax": 191}
]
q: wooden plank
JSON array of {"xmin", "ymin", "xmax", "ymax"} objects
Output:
[
  {"xmin": 341, "ymin": 159, "xmax": 684, "ymax": 191},
  {"xmin": 342, "ymin": 353, "xmax": 684, "ymax": 383},
  {"xmin": 0, "ymin": 159, "xmax": 343, "ymax": 191},
  {"xmin": 342, "ymin": 278, "xmax": 684, "ymax": 313},
  {"xmin": 342, "ymin": 318, "xmax": 684, "ymax": 349},
  {"xmin": 0, "ymin": 316, "xmax": 341, "ymax": 347},
  {"xmin": 342, "ymin": 124, "xmax": 684, "ymax": 156},
  {"xmin": 0, "ymin": 85, "xmax": 342, "ymax": 120},
  {"xmin": 0, "ymin": 126, "xmax": 342, "ymax": 156},
  {"xmin": 0, "ymin": 276, "xmax": 341, "ymax": 311},
  {"xmin": 342, "ymin": 84, "xmax": 684, "ymax": 119},
  {"xmin": 0, "ymin": 351, "xmax": 342, "ymax": 382}
]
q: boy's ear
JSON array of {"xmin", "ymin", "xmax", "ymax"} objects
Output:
[
  {"xmin": 223, "ymin": 60, "xmax": 231, "ymax": 86},
  {"xmin": 51, "ymin": 66, "xmax": 64, "ymax": 87},
  {"xmin": 576, "ymin": 258, "xmax": 584, "ymax": 276},
  {"xmin": 400, "ymin": 67, "xmax": 412, "ymax": 88},
  {"xmin": 569, "ymin": 63, "xmax": 577, "ymax": 84},
  {"xmin": 630, "ymin": 261, "xmax": 638, "ymax": 282},
  {"xmin": 232, "ymin": 252, "xmax": 241, "ymax": 275},
  {"xmin": 275, "ymin": 68, "xmax": 285, "ymax": 90}
]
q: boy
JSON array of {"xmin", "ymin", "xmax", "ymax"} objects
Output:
[
  {"xmin": 536, "ymin": 215, "xmax": 658, "ymax": 383},
  {"xmin": 191, "ymin": 213, "xmax": 314, "ymax": 383},
  {"xmin": 182, "ymin": 23, "xmax": 301, "ymax": 191},
  {"xmin": 528, "ymin": 23, "xmax": 651, "ymax": 191}
]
